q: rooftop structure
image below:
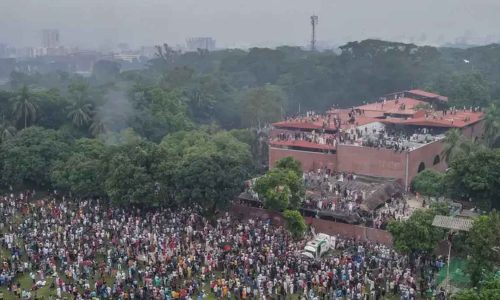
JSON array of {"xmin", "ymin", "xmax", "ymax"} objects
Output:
[
  {"xmin": 432, "ymin": 215, "xmax": 474, "ymax": 231},
  {"xmin": 385, "ymin": 89, "xmax": 448, "ymax": 103},
  {"xmin": 269, "ymin": 89, "xmax": 485, "ymax": 188}
]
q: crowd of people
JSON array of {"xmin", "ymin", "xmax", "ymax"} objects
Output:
[
  {"xmin": 0, "ymin": 191, "xmax": 447, "ymax": 300},
  {"xmin": 303, "ymin": 171, "xmax": 363, "ymax": 216},
  {"xmin": 272, "ymin": 131, "xmax": 337, "ymax": 148},
  {"xmin": 341, "ymin": 126, "xmax": 442, "ymax": 152},
  {"xmin": 372, "ymin": 200, "xmax": 411, "ymax": 230},
  {"xmin": 302, "ymin": 169, "xmax": 409, "ymax": 230}
]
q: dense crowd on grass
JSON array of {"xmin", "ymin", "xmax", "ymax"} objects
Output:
[{"xmin": 0, "ymin": 191, "xmax": 452, "ymax": 300}]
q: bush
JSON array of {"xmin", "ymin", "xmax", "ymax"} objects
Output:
[{"xmin": 282, "ymin": 209, "xmax": 307, "ymax": 239}]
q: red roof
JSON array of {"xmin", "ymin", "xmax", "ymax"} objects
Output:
[
  {"xmin": 381, "ymin": 110, "xmax": 483, "ymax": 128},
  {"xmin": 270, "ymin": 140, "xmax": 336, "ymax": 151},
  {"xmin": 356, "ymin": 98, "xmax": 426, "ymax": 115},
  {"xmin": 407, "ymin": 89, "xmax": 448, "ymax": 102}
]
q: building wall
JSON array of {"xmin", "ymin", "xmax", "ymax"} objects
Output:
[
  {"xmin": 305, "ymin": 217, "xmax": 393, "ymax": 246},
  {"xmin": 231, "ymin": 204, "xmax": 393, "ymax": 246},
  {"xmin": 407, "ymin": 140, "xmax": 447, "ymax": 185},
  {"xmin": 269, "ymin": 147, "xmax": 336, "ymax": 171},
  {"xmin": 336, "ymin": 145, "xmax": 407, "ymax": 180},
  {"xmin": 461, "ymin": 120, "xmax": 484, "ymax": 140}
]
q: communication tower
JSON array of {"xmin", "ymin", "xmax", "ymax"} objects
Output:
[{"xmin": 310, "ymin": 15, "xmax": 318, "ymax": 51}]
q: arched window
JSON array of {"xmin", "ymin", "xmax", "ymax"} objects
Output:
[
  {"xmin": 433, "ymin": 155, "xmax": 440, "ymax": 165},
  {"xmin": 418, "ymin": 162, "xmax": 426, "ymax": 173}
]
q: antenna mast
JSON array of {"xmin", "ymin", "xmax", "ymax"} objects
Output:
[{"xmin": 310, "ymin": 15, "xmax": 318, "ymax": 51}]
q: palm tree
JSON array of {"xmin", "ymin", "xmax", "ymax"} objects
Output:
[
  {"xmin": 442, "ymin": 128, "xmax": 485, "ymax": 164},
  {"xmin": 483, "ymin": 103, "xmax": 500, "ymax": 147},
  {"xmin": 0, "ymin": 121, "xmax": 16, "ymax": 142},
  {"xmin": 10, "ymin": 86, "xmax": 38, "ymax": 129},
  {"xmin": 67, "ymin": 102, "xmax": 93, "ymax": 128},
  {"xmin": 89, "ymin": 116, "xmax": 107, "ymax": 137},
  {"xmin": 442, "ymin": 128, "xmax": 464, "ymax": 164}
]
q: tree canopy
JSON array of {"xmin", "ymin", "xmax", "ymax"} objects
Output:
[
  {"xmin": 282, "ymin": 209, "xmax": 307, "ymax": 239},
  {"xmin": 387, "ymin": 204, "xmax": 449, "ymax": 254},
  {"xmin": 412, "ymin": 169, "xmax": 445, "ymax": 199},
  {"xmin": 464, "ymin": 211, "xmax": 500, "ymax": 286},
  {"xmin": 0, "ymin": 127, "xmax": 72, "ymax": 188},
  {"xmin": 445, "ymin": 148, "xmax": 500, "ymax": 210},
  {"xmin": 254, "ymin": 157, "xmax": 305, "ymax": 211}
]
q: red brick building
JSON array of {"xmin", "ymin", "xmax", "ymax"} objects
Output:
[{"xmin": 269, "ymin": 90, "xmax": 484, "ymax": 189}]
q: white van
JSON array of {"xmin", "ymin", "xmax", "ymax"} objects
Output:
[{"xmin": 300, "ymin": 234, "xmax": 333, "ymax": 259}]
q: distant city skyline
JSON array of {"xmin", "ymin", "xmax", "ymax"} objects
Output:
[{"xmin": 1, "ymin": 0, "xmax": 500, "ymax": 49}]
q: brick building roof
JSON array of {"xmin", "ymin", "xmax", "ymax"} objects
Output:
[
  {"xmin": 381, "ymin": 109, "xmax": 483, "ymax": 128},
  {"xmin": 271, "ymin": 90, "xmax": 484, "ymax": 150},
  {"xmin": 356, "ymin": 98, "xmax": 426, "ymax": 116}
]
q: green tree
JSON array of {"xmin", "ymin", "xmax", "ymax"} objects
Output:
[
  {"xmin": 263, "ymin": 184, "xmax": 291, "ymax": 211},
  {"xmin": 464, "ymin": 211, "xmax": 500, "ymax": 286},
  {"xmin": 129, "ymin": 86, "xmax": 193, "ymax": 141},
  {"xmin": 161, "ymin": 129, "xmax": 253, "ymax": 214},
  {"xmin": 103, "ymin": 136, "xmax": 162, "ymax": 205},
  {"xmin": 36, "ymin": 89, "xmax": 71, "ymax": 129},
  {"xmin": 0, "ymin": 127, "xmax": 72, "ymax": 187},
  {"xmin": 482, "ymin": 103, "xmax": 500, "ymax": 147},
  {"xmin": 412, "ymin": 169, "xmax": 445, "ymax": 199},
  {"xmin": 254, "ymin": 168, "xmax": 305, "ymax": 211},
  {"xmin": 51, "ymin": 138, "xmax": 107, "ymax": 198},
  {"xmin": 229, "ymin": 128, "xmax": 268, "ymax": 171},
  {"xmin": 445, "ymin": 73, "xmax": 491, "ymax": 108},
  {"xmin": 282, "ymin": 209, "xmax": 307, "ymax": 239},
  {"xmin": 442, "ymin": 128, "xmax": 466, "ymax": 164},
  {"xmin": 0, "ymin": 118, "xmax": 16, "ymax": 142},
  {"xmin": 445, "ymin": 148, "xmax": 500, "ymax": 209},
  {"xmin": 10, "ymin": 86, "xmax": 38, "ymax": 129},
  {"xmin": 239, "ymin": 85, "xmax": 285, "ymax": 129},
  {"xmin": 66, "ymin": 82, "xmax": 95, "ymax": 128},
  {"xmin": 174, "ymin": 152, "xmax": 249, "ymax": 214},
  {"xmin": 183, "ymin": 74, "xmax": 232, "ymax": 124},
  {"xmin": 388, "ymin": 207, "xmax": 446, "ymax": 254},
  {"xmin": 67, "ymin": 101, "xmax": 93, "ymax": 128},
  {"xmin": 89, "ymin": 116, "xmax": 107, "ymax": 137},
  {"xmin": 275, "ymin": 156, "xmax": 303, "ymax": 177},
  {"xmin": 452, "ymin": 276, "xmax": 500, "ymax": 300}
]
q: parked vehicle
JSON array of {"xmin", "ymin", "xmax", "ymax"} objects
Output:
[{"xmin": 301, "ymin": 233, "xmax": 335, "ymax": 259}]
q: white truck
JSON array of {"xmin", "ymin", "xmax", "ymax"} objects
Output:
[{"xmin": 300, "ymin": 233, "xmax": 336, "ymax": 259}]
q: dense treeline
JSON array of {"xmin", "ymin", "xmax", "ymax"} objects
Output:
[
  {"xmin": 1, "ymin": 39, "xmax": 500, "ymax": 210},
  {"xmin": 3, "ymin": 40, "xmax": 500, "ymax": 129}
]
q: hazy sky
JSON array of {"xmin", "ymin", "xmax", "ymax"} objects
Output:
[{"xmin": 1, "ymin": 0, "xmax": 500, "ymax": 49}]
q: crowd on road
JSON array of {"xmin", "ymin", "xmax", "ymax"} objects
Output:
[{"xmin": 0, "ymin": 191, "xmax": 447, "ymax": 300}]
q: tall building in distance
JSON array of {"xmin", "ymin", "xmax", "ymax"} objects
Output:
[
  {"xmin": 186, "ymin": 37, "xmax": 216, "ymax": 52},
  {"xmin": 0, "ymin": 43, "xmax": 6, "ymax": 58},
  {"xmin": 41, "ymin": 29, "xmax": 60, "ymax": 48}
]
